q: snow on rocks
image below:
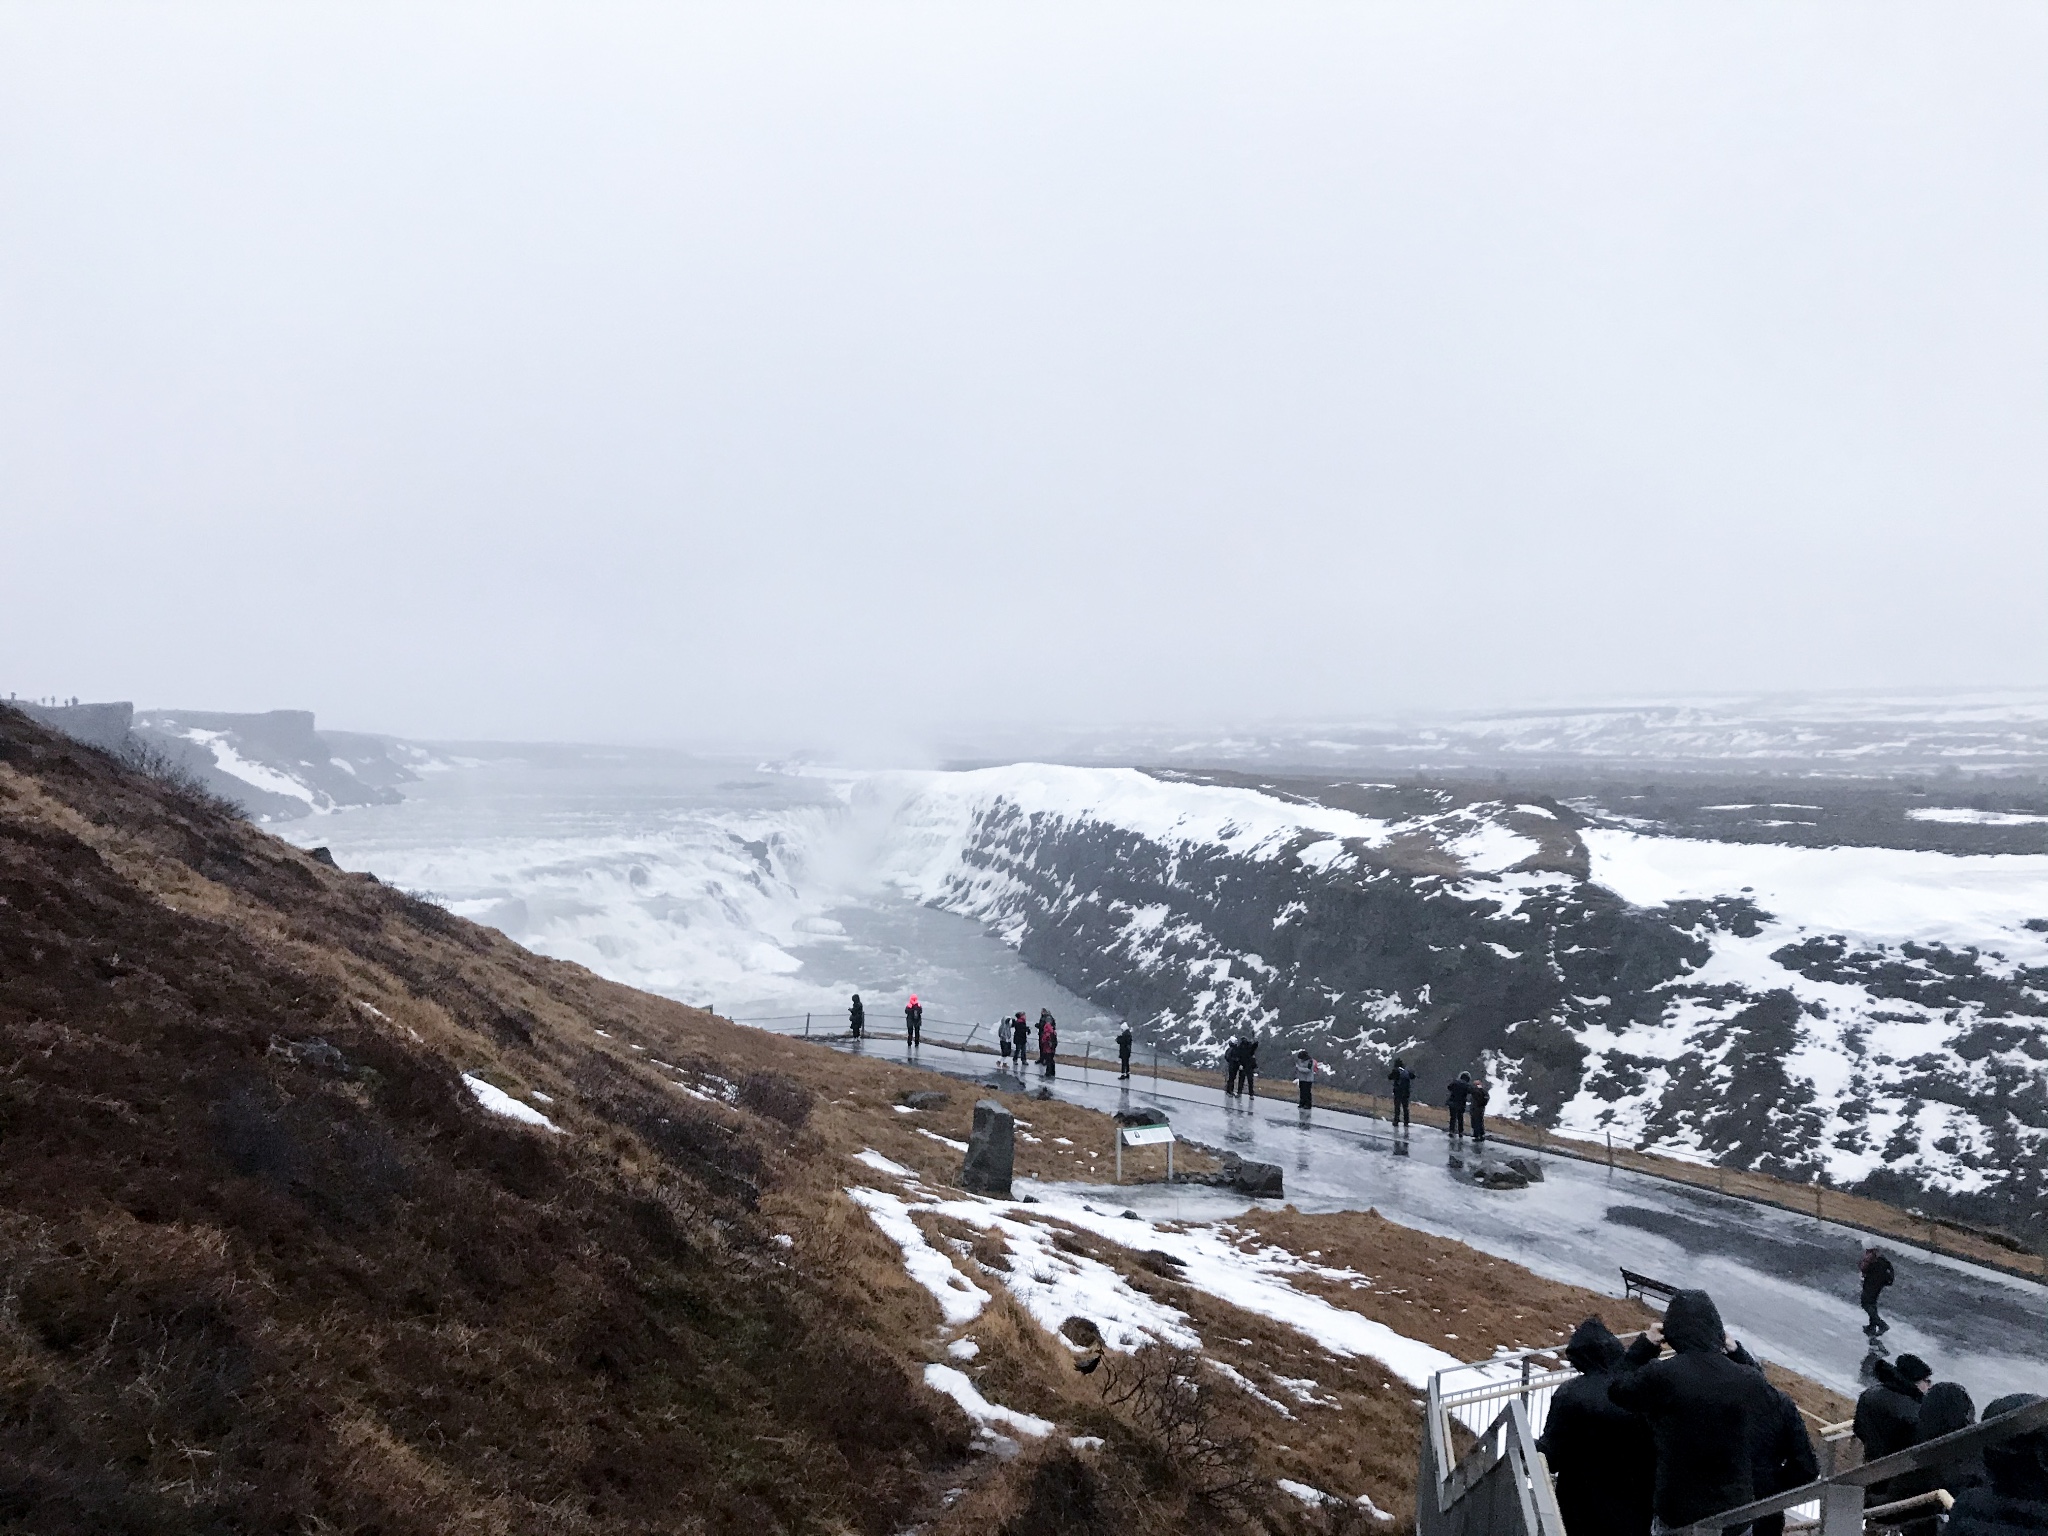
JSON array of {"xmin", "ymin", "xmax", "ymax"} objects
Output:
[{"xmin": 462, "ymin": 1074, "xmax": 563, "ymax": 1133}]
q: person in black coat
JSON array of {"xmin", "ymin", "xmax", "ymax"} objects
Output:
[
  {"xmin": 1468, "ymin": 1077, "xmax": 1492, "ymax": 1142},
  {"xmin": 1011, "ymin": 1013, "xmax": 1029, "ymax": 1063},
  {"xmin": 1725, "ymin": 1341, "xmax": 1819, "ymax": 1536},
  {"xmin": 1861, "ymin": 1247, "xmax": 1897, "ymax": 1334},
  {"xmin": 1387, "ymin": 1059, "xmax": 1416, "ymax": 1129},
  {"xmin": 1116, "ymin": 1023, "xmax": 1133, "ymax": 1080},
  {"xmin": 1447, "ymin": 1073, "xmax": 1471, "ymax": 1137},
  {"xmin": 1224, "ymin": 1036, "xmax": 1244, "ymax": 1096},
  {"xmin": 1608, "ymin": 1289, "xmax": 1792, "ymax": 1532},
  {"xmin": 1892, "ymin": 1383, "xmax": 1986, "ymax": 1536},
  {"xmin": 848, "ymin": 993, "xmax": 865, "ymax": 1039},
  {"xmin": 1537, "ymin": 1317, "xmax": 1655, "ymax": 1536},
  {"xmin": 1945, "ymin": 1394, "xmax": 2048, "ymax": 1536},
  {"xmin": 1856, "ymin": 1354, "xmax": 1932, "ymax": 1496}
]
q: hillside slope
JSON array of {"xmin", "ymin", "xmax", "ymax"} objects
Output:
[{"xmin": 0, "ymin": 707, "xmax": 965, "ymax": 1533}]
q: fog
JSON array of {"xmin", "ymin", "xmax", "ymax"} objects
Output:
[{"xmin": 2, "ymin": 3, "xmax": 2043, "ymax": 752}]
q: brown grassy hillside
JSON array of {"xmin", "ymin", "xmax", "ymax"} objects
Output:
[{"xmin": 0, "ymin": 708, "xmax": 969, "ymax": 1534}]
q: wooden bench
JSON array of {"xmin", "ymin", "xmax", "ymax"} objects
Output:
[{"xmin": 1620, "ymin": 1267, "xmax": 1680, "ymax": 1307}]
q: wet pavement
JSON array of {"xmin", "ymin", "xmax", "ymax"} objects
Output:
[{"xmin": 824, "ymin": 1034, "xmax": 2048, "ymax": 1401}]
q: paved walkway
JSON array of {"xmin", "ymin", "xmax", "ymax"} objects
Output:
[{"xmin": 828, "ymin": 1034, "xmax": 2048, "ymax": 1402}]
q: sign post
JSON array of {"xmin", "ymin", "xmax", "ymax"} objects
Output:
[{"xmin": 1116, "ymin": 1122, "xmax": 1175, "ymax": 1183}]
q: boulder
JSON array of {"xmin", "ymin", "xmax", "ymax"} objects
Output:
[
  {"xmin": 959, "ymin": 1100, "xmax": 1015, "ymax": 1197},
  {"xmin": 1504, "ymin": 1155, "xmax": 1545, "ymax": 1183},
  {"xmin": 898, "ymin": 1090, "xmax": 950, "ymax": 1111},
  {"xmin": 1219, "ymin": 1153, "xmax": 1284, "ymax": 1197},
  {"xmin": 1114, "ymin": 1107, "xmax": 1169, "ymax": 1127},
  {"xmin": 1477, "ymin": 1166, "xmax": 1531, "ymax": 1189}
]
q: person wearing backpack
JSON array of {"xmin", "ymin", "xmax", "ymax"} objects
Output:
[
  {"xmin": 848, "ymin": 993, "xmax": 865, "ymax": 1040},
  {"xmin": 1860, "ymin": 1247, "xmax": 1896, "ymax": 1335}
]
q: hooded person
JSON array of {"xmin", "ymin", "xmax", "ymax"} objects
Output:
[
  {"xmin": 1116, "ymin": 1022, "xmax": 1134, "ymax": 1079},
  {"xmin": 904, "ymin": 994, "xmax": 923, "ymax": 1047},
  {"xmin": 1446, "ymin": 1072, "xmax": 1471, "ymax": 1137},
  {"xmin": 1891, "ymin": 1383, "xmax": 1987, "ymax": 1536},
  {"xmin": 1856, "ymin": 1354, "xmax": 1932, "ymax": 1491},
  {"xmin": 1945, "ymin": 1394, "xmax": 2048, "ymax": 1536},
  {"xmin": 1223, "ymin": 1035, "xmax": 1244, "ymax": 1096},
  {"xmin": 1537, "ymin": 1317, "xmax": 1656, "ymax": 1536},
  {"xmin": 1467, "ymin": 1076, "xmax": 1491, "ymax": 1142},
  {"xmin": 848, "ymin": 993, "xmax": 865, "ymax": 1039},
  {"xmin": 1608, "ymin": 1289, "xmax": 1788, "ymax": 1532},
  {"xmin": 1012, "ymin": 1013, "xmax": 1029, "ymax": 1062},
  {"xmin": 1723, "ymin": 1341, "xmax": 1819, "ymax": 1536}
]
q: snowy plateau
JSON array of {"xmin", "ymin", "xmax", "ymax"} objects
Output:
[{"xmin": 864, "ymin": 764, "xmax": 2048, "ymax": 1229}]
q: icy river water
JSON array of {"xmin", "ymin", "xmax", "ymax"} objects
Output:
[{"xmin": 285, "ymin": 745, "xmax": 2047, "ymax": 1403}]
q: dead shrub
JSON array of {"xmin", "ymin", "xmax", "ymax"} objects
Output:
[
  {"xmin": 1099, "ymin": 1344, "xmax": 1260, "ymax": 1509},
  {"xmin": 738, "ymin": 1070, "xmax": 813, "ymax": 1129},
  {"xmin": 999, "ymin": 1444, "xmax": 1109, "ymax": 1536}
]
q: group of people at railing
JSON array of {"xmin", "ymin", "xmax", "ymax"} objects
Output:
[{"xmin": 1534, "ymin": 1289, "xmax": 2046, "ymax": 1536}]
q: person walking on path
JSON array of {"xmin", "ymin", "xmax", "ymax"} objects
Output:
[
  {"xmin": 1117, "ymin": 1023, "xmax": 1133, "ymax": 1080},
  {"xmin": 1294, "ymin": 1050, "xmax": 1317, "ymax": 1109},
  {"xmin": 1386, "ymin": 1059, "xmax": 1415, "ymax": 1129},
  {"xmin": 1446, "ymin": 1072, "xmax": 1471, "ymax": 1137},
  {"xmin": 848, "ymin": 993, "xmax": 865, "ymax": 1040},
  {"xmin": 1011, "ymin": 1013, "xmax": 1029, "ymax": 1066},
  {"xmin": 904, "ymin": 994, "xmax": 923, "ymax": 1048},
  {"xmin": 1468, "ymin": 1076, "xmax": 1491, "ymax": 1142},
  {"xmin": 1536, "ymin": 1317, "xmax": 1655, "ymax": 1536},
  {"xmin": 1861, "ymin": 1247, "xmax": 1897, "ymax": 1335},
  {"xmin": 1607, "ymin": 1289, "xmax": 1800, "ymax": 1534}
]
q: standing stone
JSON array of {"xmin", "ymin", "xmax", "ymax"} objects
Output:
[{"xmin": 959, "ymin": 1100, "xmax": 1015, "ymax": 1197}]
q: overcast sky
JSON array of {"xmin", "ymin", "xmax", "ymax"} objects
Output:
[{"xmin": 2, "ymin": 3, "xmax": 2043, "ymax": 750}]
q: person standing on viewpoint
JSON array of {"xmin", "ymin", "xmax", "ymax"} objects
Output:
[
  {"xmin": 1011, "ymin": 1012, "xmax": 1029, "ymax": 1066},
  {"xmin": 1294, "ymin": 1049, "xmax": 1317, "ymax": 1109},
  {"xmin": 1860, "ymin": 1246, "xmax": 1896, "ymax": 1335},
  {"xmin": 1446, "ymin": 1072, "xmax": 1471, "ymax": 1137},
  {"xmin": 904, "ymin": 993, "xmax": 923, "ymax": 1048},
  {"xmin": 1037, "ymin": 1010, "xmax": 1058, "ymax": 1078},
  {"xmin": 998, "ymin": 1017, "xmax": 1012, "ymax": 1069},
  {"xmin": 1468, "ymin": 1075, "xmax": 1491, "ymax": 1142},
  {"xmin": 1386, "ymin": 1058, "xmax": 1415, "ymax": 1129},
  {"xmin": 1117, "ymin": 1022, "xmax": 1133, "ymax": 1079},
  {"xmin": 1241, "ymin": 1036, "xmax": 1259, "ymax": 1099},
  {"xmin": 848, "ymin": 993, "xmax": 864, "ymax": 1040}
]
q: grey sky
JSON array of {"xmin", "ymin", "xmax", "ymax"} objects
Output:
[{"xmin": 3, "ymin": 3, "xmax": 2043, "ymax": 750}]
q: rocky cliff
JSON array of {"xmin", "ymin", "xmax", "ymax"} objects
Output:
[{"xmin": 879, "ymin": 765, "xmax": 2048, "ymax": 1237}]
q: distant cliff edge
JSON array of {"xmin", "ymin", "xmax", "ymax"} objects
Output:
[{"xmin": 12, "ymin": 699, "xmax": 427, "ymax": 820}]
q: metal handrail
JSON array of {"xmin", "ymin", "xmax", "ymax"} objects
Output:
[{"xmin": 1676, "ymin": 1395, "xmax": 2048, "ymax": 1536}]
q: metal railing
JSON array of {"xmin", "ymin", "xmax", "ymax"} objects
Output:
[
  {"xmin": 1420, "ymin": 1359, "xmax": 1567, "ymax": 1536},
  {"xmin": 1674, "ymin": 1396, "xmax": 2048, "ymax": 1536}
]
